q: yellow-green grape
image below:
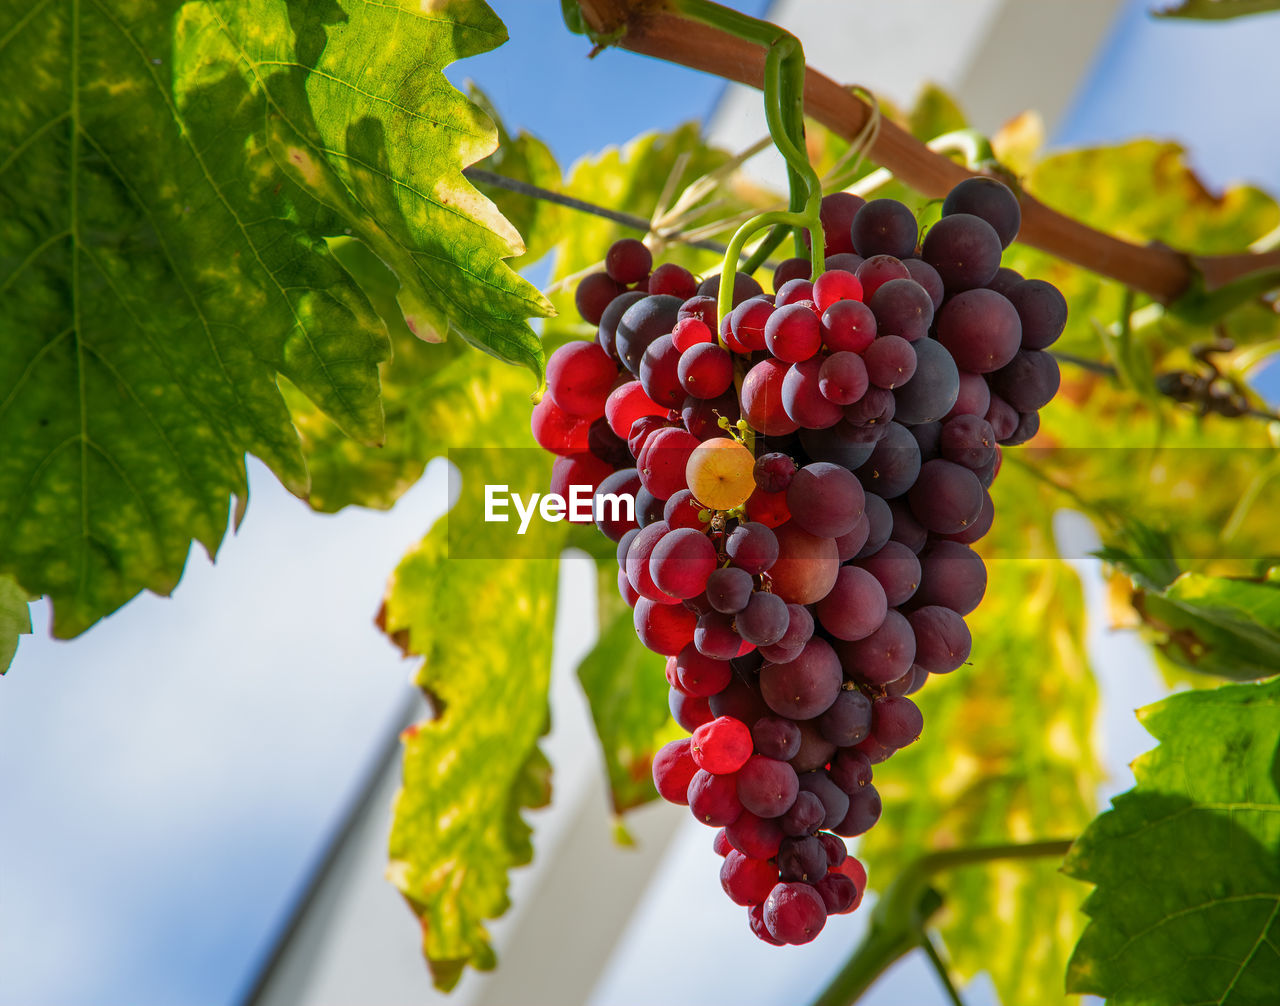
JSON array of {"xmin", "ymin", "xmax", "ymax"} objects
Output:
[{"xmin": 686, "ymin": 438, "xmax": 756, "ymax": 511}]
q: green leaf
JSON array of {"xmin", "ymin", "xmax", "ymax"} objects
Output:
[
  {"xmin": 0, "ymin": 576, "xmax": 32, "ymax": 675},
  {"xmin": 0, "ymin": 0, "xmax": 392, "ymax": 636},
  {"xmin": 1154, "ymin": 0, "xmax": 1280, "ymax": 19},
  {"xmin": 1065, "ymin": 678, "xmax": 1280, "ymax": 1004},
  {"xmin": 576, "ymin": 568, "xmax": 680, "ymax": 816},
  {"xmin": 859, "ymin": 537, "xmax": 1100, "ymax": 1006},
  {"xmin": 1133, "ymin": 570, "xmax": 1280, "ymax": 681},
  {"xmin": 185, "ymin": 0, "xmax": 553, "ymax": 377},
  {"xmin": 382, "ymin": 458, "xmax": 564, "ymax": 989}
]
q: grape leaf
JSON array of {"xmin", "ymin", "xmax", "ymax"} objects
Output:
[
  {"xmin": 1065, "ymin": 677, "xmax": 1280, "ymax": 1004},
  {"xmin": 0, "ymin": 576, "xmax": 32, "ymax": 675},
  {"xmin": 382, "ymin": 475, "xmax": 563, "ymax": 990},
  {"xmin": 181, "ymin": 0, "xmax": 553, "ymax": 375},
  {"xmin": 1154, "ymin": 0, "xmax": 1280, "ymax": 19},
  {"xmin": 1131, "ymin": 569, "xmax": 1280, "ymax": 681},
  {"xmin": 859, "ymin": 481, "xmax": 1101, "ymax": 1006},
  {"xmin": 576, "ymin": 568, "xmax": 680, "ymax": 816},
  {"xmin": 0, "ymin": 0, "xmax": 392, "ymax": 636}
]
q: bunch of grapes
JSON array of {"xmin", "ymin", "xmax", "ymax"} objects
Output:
[{"xmin": 531, "ymin": 177, "xmax": 1066, "ymax": 945}]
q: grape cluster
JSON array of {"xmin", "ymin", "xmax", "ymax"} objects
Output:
[{"xmin": 531, "ymin": 179, "xmax": 1066, "ymax": 945}]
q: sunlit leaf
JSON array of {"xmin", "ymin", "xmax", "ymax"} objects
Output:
[
  {"xmin": 382, "ymin": 449, "xmax": 563, "ymax": 989},
  {"xmin": 1154, "ymin": 0, "xmax": 1280, "ymax": 19},
  {"xmin": 0, "ymin": 576, "xmax": 32, "ymax": 675},
  {"xmin": 1065, "ymin": 677, "xmax": 1280, "ymax": 1003},
  {"xmin": 0, "ymin": 0, "xmax": 393, "ymax": 636}
]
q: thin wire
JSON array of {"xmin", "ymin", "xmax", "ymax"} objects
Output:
[{"xmin": 463, "ymin": 167, "xmax": 732, "ymax": 255}]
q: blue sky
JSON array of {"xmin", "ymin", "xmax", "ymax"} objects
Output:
[{"xmin": 3, "ymin": 2, "xmax": 1280, "ymax": 1005}]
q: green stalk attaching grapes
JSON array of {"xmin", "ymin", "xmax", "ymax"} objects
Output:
[{"xmin": 669, "ymin": 0, "xmax": 824, "ymax": 329}]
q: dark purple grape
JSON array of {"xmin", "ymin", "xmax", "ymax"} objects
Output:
[
  {"xmin": 888, "ymin": 496, "xmax": 929, "ymax": 553},
  {"xmin": 1007, "ymin": 278, "xmax": 1068, "ymax": 349},
  {"xmin": 818, "ymin": 192, "xmax": 865, "ymax": 255},
  {"xmin": 615, "ymin": 295, "xmax": 683, "ymax": 376},
  {"xmin": 903, "ymin": 258, "xmax": 944, "ymax": 310},
  {"xmin": 616, "ymin": 526, "xmax": 639, "ymax": 569},
  {"xmin": 638, "ymin": 333, "xmax": 684, "ymax": 408},
  {"xmin": 799, "ymin": 771, "xmax": 850, "ymax": 830},
  {"xmin": 921, "ymin": 213, "xmax": 1002, "ymax": 293},
  {"xmin": 816, "ymin": 566, "xmax": 888, "ymax": 641},
  {"xmin": 987, "ymin": 267, "xmax": 1024, "ymax": 297},
  {"xmin": 825, "ymin": 252, "xmax": 865, "ymax": 274},
  {"xmin": 914, "ymin": 540, "xmax": 987, "ymax": 615},
  {"xmin": 634, "ymin": 486, "xmax": 666, "ymax": 528},
  {"xmin": 872, "ymin": 695, "xmax": 924, "ymax": 748},
  {"xmin": 818, "ymin": 687, "xmax": 873, "ymax": 746},
  {"xmin": 706, "ymin": 567, "xmax": 754, "ymax": 615},
  {"xmin": 778, "ymin": 835, "xmax": 828, "ymax": 883},
  {"xmin": 936, "ymin": 288, "xmax": 1021, "ymax": 373},
  {"xmin": 852, "ymin": 198, "xmax": 919, "ymax": 259},
  {"xmin": 596, "ymin": 290, "xmax": 646, "ymax": 361},
  {"xmin": 833, "ymin": 784, "xmax": 881, "ymax": 837},
  {"xmin": 939, "ymin": 414, "xmax": 996, "ymax": 470},
  {"xmin": 787, "ymin": 462, "xmax": 865, "ymax": 538},
  {"xmin": 855, "ymin": 541, "xmax": 922, "ymax": 606},
  {"xmin": 588, "ymin": 417, "xmax": 633, "ymax": 468},
  {"xmin": 855, "ymin": 422, "xmax": 921, "ymax": 499},
  {"xmin": 844, "ymin": 387, "xmax": 896, "ymax": 427},
  {"xmin": 799, "ymin": 422, "xmax": 882, "ymax": 473},
  {"xmin": 856, "ymin": 254, "xmax": 911, "ymax": 299},
  {"xmin": 893, "ymin": 338, "xmax": 959, "ymax": 424},
  {"xmin": 780, "ymin": 790, "xmax": 826, "ymax": 836},
  {"xmin": 944, "ymin": 489, "xmax": 994, "ymax": 545},
  {"xmin": 941, "ymin": 176, "xmax": 1021, "ymax": 248},
  {"xmin": 789, "ymin": 718, "xmax": 838, "ymax": 773},
  {"xmin": 1005, "ymin": 410, "xmax": 1040, "ymax": 445},
  {"xmin": 576, "ymin": 271, "xmax": 627, "ymax": 325},
  {"xmin": 818, "ymin": 352, "xmax": 870, "ymax": 405},
  {"xmin": 908, "ymin": 605, "xmax": 972, "ymax": 673},
  {"xmin": 835, "ymin": 609, "xmax": 917, "ymax": 686},
  {"xmin": 834, "ymin": 515, "xmax": 871, "ymax": 563},
  {"xmin": 985, "ymin": 394, "xmax": 1019, "ymax": 441},
  {"xmin": 773, "ymin": 257, "xmax": 811, "ymax": 292},
  {"xmin": 697, "ymin": 271, "xmax": 764, "ymax": 308},
  {"xmin": 990, "ymin": 350, "xmax": 1060, "ymax": 412},
  {"xmin": 908, "ymin": 459, "xmax": 984, "ymax": 535},
  {"xmin": 606, "ymin": 238, "xmax": 653, "ymax": 284},
  {"xmin": 910, "ymin": 419, "xmax": 943, "ymax": 461},
  {"xmin": 754, "ymin": 452, "xmax": 797, "ymax": 493},
  {"xmin": 863, "ymin": 335, "xmax": 918, "ymax": 389},
  {"xmin": 828, "ymin": 748, "xmax": 873, "ymax": 794},
  {"xmin": 710, "ymin": 675, "xmax": 771, "ymax": 723},
  {"xmin": 737, "ymin": 755, "xmax": 800, "ymax": 818},
  {"xmin": 759, "ymin": 638, "xmax": 843, "ymax": 720},
  {"xmin": 696, "ymin": 611, "xmax": 744, "ymax": 660},
  {"xmin": 763, "ymin": 882, "xmax": 827, "ymax": 944},
  {"xmin": 819, "ymin": 831, "xmax": 847, "ymax": 868},
  {"xmin": 855, "ymin": 492, "xmax": 893, "ymax": 559},
  {"xmin": 737, "ymin": 591, "xmax": 790, "ymax": 647},
  {"xmin": 727, "ymin": 522, "xmax": 780, "ymax": 575},
  {"xmin": 868, "ymin": 278, "xmax": 935, "ymax": 342},
  {"xmin": 753, "ymin": 715, "xmax": 802, "ymax": 761},
  {"xmin": 759, "ymin": 603, "xmax": 816, "ymax": 663},
  {"xmin": 595, "ymin": 469, "xmax": 642, "ymax": 542},
  {"xmin": 949, "ymin": 370, "xmax": 992, "ymax": 420}
]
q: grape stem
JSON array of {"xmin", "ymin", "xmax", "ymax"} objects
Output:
[
  {"xmin": 574, "ymin": 0, "xmax": 1280, "ymax": 303},
  {"xmin": 919, "ymin": 929, "xmax": 968, "ymax": 1006},
  {"xmin": 810, "ymin": 839, "xmax": 1075, "ymax": 1006}
]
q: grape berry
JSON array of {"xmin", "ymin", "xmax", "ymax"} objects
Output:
[{"xmin": 532, "ymin": 177, "xmax": 1064, "ymax": 946}]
